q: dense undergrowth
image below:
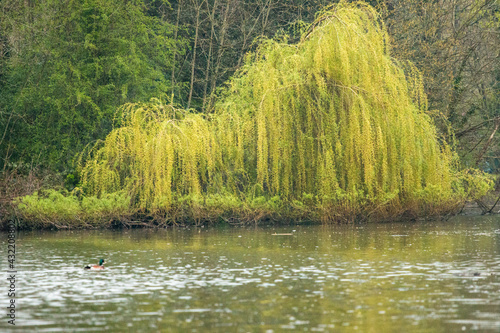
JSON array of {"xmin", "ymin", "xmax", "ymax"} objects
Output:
[{"xmin": 12, "ymin": 1, "xmax": 493, "ymax": 229}]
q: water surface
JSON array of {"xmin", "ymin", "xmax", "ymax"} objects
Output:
[{"xmin": 1, "ymin": 215, "xmax": 500, "ymax": 332}]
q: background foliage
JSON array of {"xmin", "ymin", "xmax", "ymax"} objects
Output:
[{"xmin": 1, "ymin": 0, "xmax": 498, "ymax": 173}]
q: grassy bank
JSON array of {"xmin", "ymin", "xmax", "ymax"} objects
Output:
[
  {"xmin": 2, "ymin": 169, "xmax": 496, "ymax": 230},
  {"xmin": 0, "ymin": 169, "xmax": 62, "ymax": 229}
]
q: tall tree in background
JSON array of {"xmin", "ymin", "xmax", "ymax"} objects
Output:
[
  {"xmin": 168, "ymin": 0, "xmax": 332, "ymax": 111},
  {"xmin": 0, "ymin": 0, "xmax": 185, "ymax": 170},
  {"xmin": 382, "ymin": 0, "xmax": 500, "ymax": 169}
]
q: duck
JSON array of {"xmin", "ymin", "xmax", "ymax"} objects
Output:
[{"xmin": 84, "ymin": 259, "xmax": 106, "ymax": 270}]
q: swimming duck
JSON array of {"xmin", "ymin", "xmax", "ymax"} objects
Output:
[{"xmin": 84, "ymin": 259, "xmax": 106, "ymax": 270}]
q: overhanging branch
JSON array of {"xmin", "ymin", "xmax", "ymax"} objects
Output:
[{"xmin": 455, "ymin": 116, "xmax": 500, "ymax": 138}]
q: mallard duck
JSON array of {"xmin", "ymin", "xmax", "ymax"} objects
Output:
[{"xmin": 84, "ymin": 259, "xmax": 106, "ymax": 270}]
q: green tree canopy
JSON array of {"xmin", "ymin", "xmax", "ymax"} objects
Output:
[{"xmin": 0, "ymin": 0, "xmax": 185, "ymax": 170}]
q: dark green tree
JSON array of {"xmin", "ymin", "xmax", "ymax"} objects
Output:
[{"xmin": 0, "ymin": 0, "xmax": 185, "ymax": 171}]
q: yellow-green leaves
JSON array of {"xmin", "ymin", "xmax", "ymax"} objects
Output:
[{"xmin": 73, "ymin": 1, "xmax": 491, "ymax": 223}]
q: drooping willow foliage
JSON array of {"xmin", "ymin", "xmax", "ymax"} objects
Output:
[{"xmin": 69, "ymin": 1, "xmax": 490, "ymax": 224}]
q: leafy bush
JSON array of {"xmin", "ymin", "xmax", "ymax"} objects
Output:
[{"xmin": 15, "ymin": 189, "xmax": 130, "ymax": 228}]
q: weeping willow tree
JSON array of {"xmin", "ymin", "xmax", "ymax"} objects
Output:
[
  {"xmin": 211, "ymin": 1, "xmax": 468, "ymax": 220},
  {"xmin": 18, "ymin": 1, "xmax": 491, "ymax": 226}
]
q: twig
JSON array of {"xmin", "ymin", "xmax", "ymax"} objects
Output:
[
  {"xmin": 455, "ymin": 116, "xmax": 500, "ymax": 138},
  {"xmin": 474, "ymin": 119, "xmax": 500, "ymax": 167},
  {"xmin": 487, "ymin": 193, "xmax": 500, "ymax": 214},
  {"xmin": 475, "ymin": 198, "xmax": 489, "ymax": 215}
]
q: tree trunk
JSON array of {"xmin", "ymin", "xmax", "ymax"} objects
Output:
[
  {"xmin": 170, "ymin": 0, "xmax": 182, "ymax": 104},
  {"xmin": 210, "ymin": 0, "xmax": 231, "ymax": 110},
  {"xmin": 187, "ymin": 0, "xmax": 203, "ymax": 110},
  {"xmin": 202, "ymin": 0, "xmax": 217, "ymax": 112}
]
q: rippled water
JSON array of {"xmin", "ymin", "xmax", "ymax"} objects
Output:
[{"xmin": 1, "ymin": 215, "xmax": 500, "ymax": 332}]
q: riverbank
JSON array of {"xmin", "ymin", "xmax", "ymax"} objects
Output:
[
  {"xmin": 0, "ymin": 169, "xmax": 63, "ymax": 228},
  {"xmin": 2, "ymin": 169, "xmax": 498, "ymax": 231}
]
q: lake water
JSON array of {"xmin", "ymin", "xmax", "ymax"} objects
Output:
[{"xmin": 1, "ymin": 215, "xmax": 500, "ymax": 332}]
